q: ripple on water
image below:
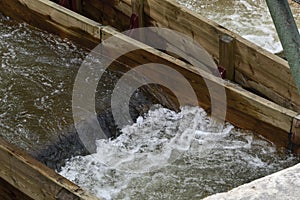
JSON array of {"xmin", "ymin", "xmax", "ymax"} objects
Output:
[
  {"xmin": 0, "ymin": 13, "xmax": 87, "ymax": 151},
  {"xmin": 59, "ymin": 106, "xmax": 299, "ymax": 200},
  {"xmin": 176, "ymin": 0, "xmax": 283, "ymax": 53}
]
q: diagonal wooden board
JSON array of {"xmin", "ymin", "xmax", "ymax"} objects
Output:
[
  {"xmin": 0, "ymin": 0, "xmax": 299, "ymax": 199},
  {"xmin": 0, "ymin": 137, "xmax": 99, "ymax": 199},
  {"xmin": 83, "ymin": 0, "xmax": 300, "ymax": 113}
]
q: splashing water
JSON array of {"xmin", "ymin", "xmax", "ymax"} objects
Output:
[
  {"xmin": 176, "ymin": 0, "xmax": 286, "ymax": 53},
  {"xmin": 59, "ymin": 106, "xmax": 299, "ymax": 199},
  {"xmin": 0, "ymin": 14, "xmax": 87, "ymax": 151}
]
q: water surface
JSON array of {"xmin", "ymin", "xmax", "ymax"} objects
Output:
[
  {"xmin": 176, "ymin": 0, "xmax": 300, "ymax": 53},
  {"xmin": 60, "ymin": 106, "xmax": 299, "ymax": 200},
  {"xmin": 0, "ymin": 14, "xmax": 87, "ymax": 151}
]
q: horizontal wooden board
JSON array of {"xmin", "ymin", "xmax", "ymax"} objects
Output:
[
  {"xmin": 0, "ymin": 0, "xmax": 299, "ymax": 198},
  {"xmin": 0, "ymin": 138, "xmax": 98, "ymax": 199},
  {"xmin": 86, "ymin": 0, "xmax": 300, "ymax": 112},
  {"xmin": 0, "ymin": 0, "xmax": 297, "ymax": 147}
]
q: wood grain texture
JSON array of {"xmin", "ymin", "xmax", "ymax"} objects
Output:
[
  {"xmin": 0, "ymin": 0, "xmax": 297, "ymax": 145},
  {"xmin": 0, "ymin": 0, "xmax": 299, "ymax": 198},
  {"xmin": 84, "ymin": 0, "xmax": 300, "ymax": 112},
  {"xmin": 0, "ymin": 138, "xmax": 98, "ymax": 199},
  {"xmin": 219, "ymin": 35, "xmax": 235, "ymax": 80},
  {"xmin": 0, "ymin": 178, "xmax": 33, "ymax": 200}
]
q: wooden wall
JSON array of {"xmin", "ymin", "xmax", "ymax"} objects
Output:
[
  {"xmin": 0, "ymin": 0, "xmax": 299, "ymax": 198},
  {"xmin": 0, "ymin": 0, "xmax": 298, "ymax": 147},
  {"xmin": 81, "ymin": 0, "xmax": 300, "ymax": 113}
]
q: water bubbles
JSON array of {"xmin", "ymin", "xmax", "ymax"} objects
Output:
[
  {"xmin": 59, "ymin": 106, "xmax": 299, "ymax": 200},
  {"xmin": 177, "ymin": 0, "xmax": 282, "ymax": 53}
]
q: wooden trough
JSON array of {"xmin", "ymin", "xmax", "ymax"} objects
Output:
[
  {"xmin": 80, "ymin": 0, "xmax": 300, "ymax": 113},
  {"xmin": 0, "ymin": 0, "xmax": 300, "ymax": 199}
]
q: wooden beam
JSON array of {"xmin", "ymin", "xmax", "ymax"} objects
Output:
[
  {"xmin": 131, "ymin": 0, "xmax": 144, "ymax": 27},
  {"xmin": 291, "ymin": 114, "xmax": 300, "ymax": 153},
  {"xmin": 90, "ymin": 0, "xmax": 300, "ymax": 113},
  {"xmin": 0, "ymin": 1, "xmax": 299, "ymax": 197},
  {"xmin": 0, "ymin": 138, "xmax": 98, "ymax": 200},
  {"xmin": 82, "ymin": 0, "xmax": 130, "ymax": 31},
  {"xmin": 75, "ymin": 0, "xmax": 83, "ymax": 13},
  {"xmin": 0, "ymin": 178, "xmax": 33, "ymax": 200},
  {"xmin": 219, "ymin": 35, "xmax": 235, "ymax": 81}
]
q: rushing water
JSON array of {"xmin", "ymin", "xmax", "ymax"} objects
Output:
[
  {"xmin": 177, "ymin": 0, "xmax": 300, "ymax": 53},
  {"xmin": 0, "ymin": 14, "xmax": 86, "ymax": 151},
  {"xmin": 1, "ymin": 1, "xmax": 300, "ymax": 199},
  {"xmin": 60, "ymin": 106, "xmax": 299, "ymax": 199},
  {"xmin": 0, "ymin": 14, "xmax": 156, "ymax": 169}
]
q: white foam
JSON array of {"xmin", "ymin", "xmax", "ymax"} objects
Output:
[
  {"xmin": 177, "ymin": 0, "xmax": 284, "ymax": 53},
  {"xmin": 59, "ymin": 106, "xmax": 296, "ymax": 199}
]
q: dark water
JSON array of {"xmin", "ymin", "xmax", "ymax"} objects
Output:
[
  {"xmin": 0, "ymin": 11, "xmax": 299, "ymax": 200},
  {"xmin": 0, "ymin": 14, "xmax": 83, "ymax": 148},
  {"xmin": 0, "ymin": 14, "xmax": 158, "ymax": 170}
]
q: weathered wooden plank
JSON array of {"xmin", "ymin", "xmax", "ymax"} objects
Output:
[
  {"xmin": 131, "ymin": 0, "xmax": 145, "ymax": 27},
  {"xmin": 0, "ymin": 178, "xmax": 33, "ymax": 200},
  {"xmin": 219, "ymin": 35, "xmax": 235, "ymax": 80},
  {"xmin": 98, "ymin": 0, "xmax": 300, "ymax": 112},
  {"xmin": 1, "ymin": 0, "xmax": 295, "ymax": 145},
  {"xmin": 0, "ymin": 1, "xmax": 299, "ymax": 198},
  {"xmin": 82, "ymin": 0, "xmax": 129, "ymax": 31},
  {"xmin": 0, "ymin": 138, "xmax": 98, "ymax": 200}
]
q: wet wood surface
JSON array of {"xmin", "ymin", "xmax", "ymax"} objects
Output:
[
  {"xmin": 0, "ymin": 0, "xmax": 299, "ymax": 199},
  {"xmin": 81, "ymin": 0, "xmax": 300, "ymax": 113}
]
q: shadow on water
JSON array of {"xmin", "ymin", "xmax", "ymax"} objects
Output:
[
  {"xmin": 30, "ymin": 67, "xmax": 179, "ymax": 170},
  {"xmin": 0, "ymin": 13, "xmax": 179, "ymax": 171}
]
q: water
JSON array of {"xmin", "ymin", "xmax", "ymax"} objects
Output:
[
  {"xmin": 176, "ymin": 0, "xmax": 300, "ymax": 53},
  {"xmin": 58, "ymin": 1, "xmax": 300, "ymax": 199},
  {"xmin": 0, "ymin": 14, "xmax": 157, "ymax": 169},
  {"xmin": 0, "ymin": 14, "xmax": 86, "ymax": 151},
  {"xmin": 60, "ymin": 106, "xmax": 299, "ymax": 199},
  {"xmin": 1, "ymin": 2, "xmax": 300, "ymax": 199}
]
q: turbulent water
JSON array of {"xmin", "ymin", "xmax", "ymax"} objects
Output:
[
  {"xmin": 0, "ymin": 14, "xmax": 87, "ymax": 151},
  {"xmin": 59, "ymin": 1, "xmax": 300, "ymax": 199},
  {"xmin": 60, "ymin": 106, "xmax": 299, "ymax": 199},
  {"xmin": 176, "ymin": 0, "xmax": 300, "ymax": 53},
  {"xmin": 1, "ymin": 1, "xmax": 300, "ymax": 199},
  {"xmin": 0, "ymin": 14, "xmax": 157, "ymax": 169}
]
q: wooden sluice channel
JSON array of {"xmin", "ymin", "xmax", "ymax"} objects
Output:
[{"xmin": 0, "ymin": 0, "xmax": 300, "ymax": 199}]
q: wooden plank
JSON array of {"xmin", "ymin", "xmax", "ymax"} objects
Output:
[
  {"xmin": 101, "ymin": 0, "xmax": 300, "ymax": 112},
  {"xmin": 0, "ymin": 138, "xmax": 98, "ymax": 200},
  {"xmin": 82, "ymin": 0, "xmax": 129, "ymax": 31},
  {"xmin": 75, "ymin": 0, "xmax": 83, "ymax": 13},
  {"xmin": 131, "ymin": 0, "xmax": 144, "ymax": 27},
  {"xmin": 0, "ymin": 1, "xmax": 299, "ymax": 197},
  {"xmin": 0, "ymin": 178, "xmax": 33, "ymax": 200},
  {"xmin": 0, "ymin": 0, "xmax": 297, "ymax": 145},
  {"xmin": 291, "ymin": 114, "xmax": 300, "ymax": 154},
  {"xmin": 219, "ymin": 34, "xmax": 235, "ymax": 81}
]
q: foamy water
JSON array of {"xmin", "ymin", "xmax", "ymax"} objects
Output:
[
  {"xmin": 177, "ymin": 0, "xmax": 284, "ymax": 53},
  {"xmin": 59, "ymin": 106, "xmax": 298, "ymax": 199},
  {"xmin": 0, "ymin": 14, "xmax": 87, "ymax": 152},
  {"xmin": 56, "ymin": 1, "xmax": 300, "ymax": 198}
]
